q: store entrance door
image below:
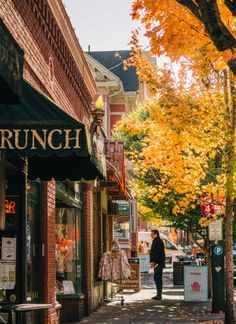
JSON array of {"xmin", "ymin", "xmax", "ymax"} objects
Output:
[{"xmin": 26, "ymin": 181, "xmax": 44, "ymax": 323}]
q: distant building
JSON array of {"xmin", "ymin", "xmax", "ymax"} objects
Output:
[{"xmin": 86, "ymin": 50, "xmax": 142, "ymax": 257}]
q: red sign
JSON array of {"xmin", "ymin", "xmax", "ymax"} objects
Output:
[
  {"xmin": 5, "ymin": 199, "xmax": 16, "ymax": 214},
  {"xmin": 5, "ymin": 196, "xmax": 19, "ymax": 230},
  {"xmin": 201, "ymin": 194, "xmax": 225, "ymax": 216}
]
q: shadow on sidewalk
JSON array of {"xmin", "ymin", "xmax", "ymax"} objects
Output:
[{"xmin": 77, "ymin": 270, "xmax": 225, "ymax": 324}]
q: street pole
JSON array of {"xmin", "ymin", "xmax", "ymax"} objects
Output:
[{"xmin": 211, "ymin": 244, "xmax": 225, "ymax": 313}]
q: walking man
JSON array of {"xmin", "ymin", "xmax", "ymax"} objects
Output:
[{"xmin": 150, "ymin": 229, "xmax": 165, "ymax": 300}]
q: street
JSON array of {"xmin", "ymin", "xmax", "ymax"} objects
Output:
[{"xmin": 75, "ymin": 268, "xmax": 225, "ymax": 324}]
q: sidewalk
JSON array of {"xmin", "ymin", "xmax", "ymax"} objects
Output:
[{"xmin": 69, "ymin": 268, "xmax": 225, "ymax": 324}]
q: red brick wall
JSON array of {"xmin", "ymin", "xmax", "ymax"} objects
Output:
[
  {"xmin": 0, "ymin": 0, "xmax": 92, "ymax": 126},
  {"xmin": 0, "ymin": 1, "xmax": 96, "ymax": 323},
  {"xmin": 43, "ymin": 181, "xmax": 58, "ymax": 323}
]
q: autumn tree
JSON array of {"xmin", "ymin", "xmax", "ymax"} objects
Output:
[
  {"xmin": 126, "ymin": 2, "xmax": 236, "ymax": 322},
  {"xmin": 131, "ymin": 1, "xmax": 236, "ymax": 76},
  {"xmin": 115, "ymin": 64, "xmax": 235, "ymax": 320},
  {"xmin": 114, "ymin": 72, "xmax": 225, "ymax": 224}
]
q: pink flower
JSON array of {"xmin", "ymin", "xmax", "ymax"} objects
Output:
[{"xmin": 191, "ymin": 281, "xmax": 201, "ymax": 292}]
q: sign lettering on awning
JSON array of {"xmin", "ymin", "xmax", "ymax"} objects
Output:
[
  {"xmin": 0, "ymin": 81, "xmax": 106, "ymax": 181},
  {"xmin": 0, "ymin": 128, "xmax": 82, "ymax": 151}
]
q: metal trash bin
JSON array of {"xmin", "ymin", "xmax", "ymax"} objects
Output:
[{"xmin": 173, "ymin": 261, "xmax": 197, "ymax": 285}]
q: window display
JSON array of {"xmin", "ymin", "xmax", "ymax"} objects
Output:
[{"xmin": 56, "ymin": 207, "xmax": 81, "ymax": 295}]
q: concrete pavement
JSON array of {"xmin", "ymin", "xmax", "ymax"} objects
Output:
[{"xmin": 67, "ymin": 268, "xmax": 225, "ymax": 324}]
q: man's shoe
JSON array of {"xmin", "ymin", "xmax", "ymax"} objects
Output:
[{"xmin": 151, "ymin": 295, "xmax": 162, "ymax": 300}]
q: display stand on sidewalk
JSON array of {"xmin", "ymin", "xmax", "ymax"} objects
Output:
[
  {"xmin": 98, "ymin": 247, "xmax": 131, "ymax": 306},
  {"xmin": 103, "ymin": 252, "xmax": 124, "ymax": 306}
]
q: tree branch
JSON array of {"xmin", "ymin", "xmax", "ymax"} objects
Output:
[
  {"xmin": 224, "ymin": 0, "xmax": 236, "ymax": 16},
  {"xmin": 177, "ymin": 0, "xmax": 236, "ymax": 76},
  {"xmin": 176, "ymin": 0, "xmax": 202, "ymax": 21}
]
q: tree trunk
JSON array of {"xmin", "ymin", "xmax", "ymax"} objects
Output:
[
  {"xmin": 224, "ymin": 71, "xmax": 235, "ymax": 324},
  {"xmin": 207, "ymin": 252, "xmax": 212, "ymax": 299},
  {"xmin": 225, "ymin": 203, "xmax": 234, "ymax": 323}
]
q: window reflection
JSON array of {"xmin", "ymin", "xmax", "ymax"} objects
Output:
[{"xmin": 56, "ymin": 207, "xmax": 81, "ymax": 295}]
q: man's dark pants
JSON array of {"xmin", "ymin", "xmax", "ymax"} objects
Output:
[{"xmin": 154, "ymin": 265, "xmax": 164, "ymax": 296}]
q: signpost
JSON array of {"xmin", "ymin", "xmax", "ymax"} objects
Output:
[{"xmin": 208, "ymin": 220, "xmax": 222, "ymax": 242}]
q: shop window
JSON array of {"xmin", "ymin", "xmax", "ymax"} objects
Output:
[
  {"xmin": 56, "ymin": 207, "xmax": 81, "ymax": 295},
  {"xmin": 113, "ymin": 222, "xmax": 130, "ymax": 239}
]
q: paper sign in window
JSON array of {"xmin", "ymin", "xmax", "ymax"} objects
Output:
[
  {"xmin": 2, "ymin": 237, "xmax": 16, "ymax": 261},
  {"xmin": 62, "ymin": 280, "xmax": 75, "ymax": 294}
]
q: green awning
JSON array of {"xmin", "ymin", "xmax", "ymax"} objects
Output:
[{"xmin": 0, "ymin": 81, "xmax": 105, "ymax": 181}]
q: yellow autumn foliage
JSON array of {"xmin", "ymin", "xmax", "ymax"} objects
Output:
[
  {"xmin": 114, "ymin": 79, "xmax": 229, "ymax": 223},
  {"xmin": 131, "ymin": 0, "xmax": 236, "ymax": 78}
]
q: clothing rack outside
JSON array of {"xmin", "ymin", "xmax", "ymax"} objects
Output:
[
  {"xmin": 99, "ymin": 250, "xmax": 131, "ymax": 306},
  {"xmin": 105, "ymin": 252, "xmax": 124, "ymax": 306}
]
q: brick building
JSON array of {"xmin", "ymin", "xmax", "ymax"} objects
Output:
[{"xmin": 0, "ymin": 1, "xmax": 107, "ymax": 323}]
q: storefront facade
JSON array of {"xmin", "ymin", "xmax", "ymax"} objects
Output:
[
  {"xmin": 0, "ymin": 2, "xmax": 105, "ymax": 323},
  {"xmin": 86, "ymin": 53, "xmax": 139, "ymax": 258}
]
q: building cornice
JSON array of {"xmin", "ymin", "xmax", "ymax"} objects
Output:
[
  {"xmin": 85, "ymin": 53, "xmax": 120, "ymax": 82},
  {"xmin": 47, "ymin": 0, "xmax": 97, "ymax": 99},
  {"xmin": 12, "ymin": 0, "xmax": 97, "ymax": 114}
]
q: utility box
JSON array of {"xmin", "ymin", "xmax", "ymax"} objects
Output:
[{"xmin": 211, "ymin": 245, "xmax": 225, "ymax": 313}]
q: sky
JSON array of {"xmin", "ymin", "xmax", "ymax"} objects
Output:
[{"xmin": 62, "ymin": 0, "xmax": 147, "ymax": 52}]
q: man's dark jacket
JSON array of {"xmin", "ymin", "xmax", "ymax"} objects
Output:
[{"xmin": 150, "ymin": 237, "xmax": 165, "ymax": 267}]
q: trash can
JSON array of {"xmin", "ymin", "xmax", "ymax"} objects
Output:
[{"xmin": 173, "ymin": 261, "xmax": 197, "ymax": 285}]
